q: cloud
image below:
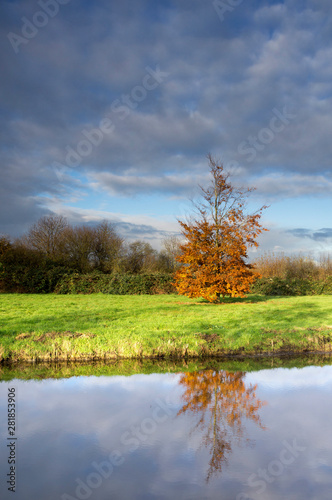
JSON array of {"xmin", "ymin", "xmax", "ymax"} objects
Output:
[
  {"xmin": 249, "ymin": 224, "xmax": 332, "ymax": 259},
  {"xmin": 1, "ymin": 0, "xmax": 332, "ymax": 247},
  {"xmin": 287, "ymin": 228, "xmax": 332, "ymax": 241},
  {"xmin": 88, "ymin": 170, "xmax": 209, "ymax": 197},
  {"xmin": 250, "ymin": 173, "xmax": 332, "ymax": 200}
]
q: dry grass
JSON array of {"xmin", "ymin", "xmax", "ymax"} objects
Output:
[{"xmin": 252, "ymin": 252, "xmax": 332, "ymax": 281}]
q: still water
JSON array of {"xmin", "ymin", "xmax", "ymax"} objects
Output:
[{"xmin": 1, "ymin": 359, "xmax": 332, "ymax": 500}]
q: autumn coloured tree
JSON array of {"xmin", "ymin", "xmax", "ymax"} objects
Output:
[
  {"xmin": 174, "ymin": 154, "xmax": 268, "ymax": 302},
  {"xmin": 177, "ymin": 370, "xmax": 266, "ymax": 481}
]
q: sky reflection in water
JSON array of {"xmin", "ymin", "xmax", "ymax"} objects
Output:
[{"xmin": 1, "ymin": 365, "xmax": 332, "ymax": 500}]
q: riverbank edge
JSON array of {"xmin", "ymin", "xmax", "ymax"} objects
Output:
[{"xmin": 2, "ymin": 346, "xmax": 332, "ymax": 364}]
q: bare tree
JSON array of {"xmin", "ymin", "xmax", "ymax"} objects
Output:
[
  {"xmin": 93, "ymin": 221, "xmax": 124, "ymax": 273},
  {"xmin": 23, "ymin": 215, "xmax": 68, "ymax": 259},
  {"xmin": 123, "ymin": 240, "xmax": 158, "ymax": 274},
  {"xmin": 161, "ymin": 234, "xmax": 183, "ymax": 272},
  {"xmin": 61, "ymin": 225, "xmax": 96, "ymax": 273},
  {"xmin": 59, "ymin": 221, "xmax": 124, "ymax": 273}
]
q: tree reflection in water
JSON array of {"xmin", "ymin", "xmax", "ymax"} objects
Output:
[{"xmin": 177, "ymin": 370, "xmax": 266, "ymax": 482}]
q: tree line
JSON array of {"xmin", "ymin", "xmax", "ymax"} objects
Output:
[{"xmin": 0, "ymin": 216, "xmax": 182, "ymax": 275}]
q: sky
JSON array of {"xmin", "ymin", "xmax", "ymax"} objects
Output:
[{"xmin": 1, "ymin": 0, "xmax": 332, "ymax": 256}]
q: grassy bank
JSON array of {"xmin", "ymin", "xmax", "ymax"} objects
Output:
[
  {"xmin": 1, "ymin": 293, "xmax": 332, "ymax": 363},
  {"xmin": 2, "ymin": 354, "xmax": 332, "ymax": 381}
]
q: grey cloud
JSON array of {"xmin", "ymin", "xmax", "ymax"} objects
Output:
[
  {"xmin": 89, "ymin": 172, "xmax": 196, "ymax": 197},
  {"xmin": 286, "ymin": 228, "xmax": 332, "ymax": 241},
  {"xmin": 88, "ymin": 166, "xmax": 209, "ymax": 198},
  {"xmin": 249, "ymin": 225, "xmax": 332, "ymax": 260},
  {"xmin": 286, "ymin": 228, "xmax": 312, "ymax": 238},
  {"xmin": 1, "ymin": 0, "xmax": 332, "ymax": 238},
  {"xmin": 0, "ymin": 193, "xmax": 51, "ymax": 238},
  {"xmin": 312, "ymin": 229, "xmax": 332, "ymax": 240},
  {"xmin": 249, "ymin": 173, "xmax": 332, "ymax": 201},
  {"xmin": 113, "ymin": 222, "xmax": 177, "ymax": 242}
]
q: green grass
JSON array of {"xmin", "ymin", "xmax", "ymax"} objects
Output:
[{"xmin": 0, "ymin": 293, "xmax": 332, "ymax": 363}]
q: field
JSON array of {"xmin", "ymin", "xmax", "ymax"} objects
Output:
[{"xmin": 1, "ymin": 293, "xmax": 332, "ymax": 363}]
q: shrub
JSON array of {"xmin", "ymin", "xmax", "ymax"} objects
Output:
[
  {"xmin": 0, "ymin": 264, "xmax": 73, "ymax": 293},
  {"xmin": 251, "ymin": 276, "xmax": 332, "ymax": 296},
  {"xmin": 54, "ymin": 273, "xmax": 176, "ymax": 295}
]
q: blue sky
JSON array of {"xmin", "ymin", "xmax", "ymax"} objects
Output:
[{"xmin": 1, "ymin": 0, "xmax": 332, "ymax": 256}]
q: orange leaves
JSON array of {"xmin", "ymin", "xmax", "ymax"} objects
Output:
[
  {"xmin": 174, "ymin": 155, "xmax": 268, "ymax": 302},
  {"xmin": 177, "ymin": 370, "xmax": 266, "ymax": 480},
  {"xmin": 174, "ymin": 218, "xmax": 261, "ymax": 301}
]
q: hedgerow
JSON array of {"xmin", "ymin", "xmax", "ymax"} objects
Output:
[
  {"xmin": 54, "ymin": 273, "xmax": 176, "ymax": 295},
  {"xmin": 0, "ymin": 264, "xmax": 73, "ymax": 293},
  {"xmin": 251, "ymin": 276, "xmax": 332, "ymax": 296}
]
